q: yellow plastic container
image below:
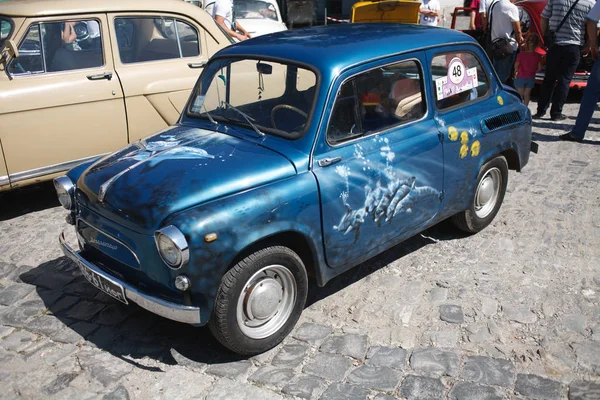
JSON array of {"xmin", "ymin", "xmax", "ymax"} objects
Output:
[{"xmin": 351, "ymin": 0, "xmax": 421, "ymax": 24}]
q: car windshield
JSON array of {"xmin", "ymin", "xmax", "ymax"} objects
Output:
[
  {"xmin": 234, "ymin": 0, "xmax": 279, "ymax": 21},
  {"xmin": 188, "ymin": 57, "xmax": 317, "ymax": 139},
  {"xmin": 1, "ymin": 17, "xmax": 13, "ymax": 48}
]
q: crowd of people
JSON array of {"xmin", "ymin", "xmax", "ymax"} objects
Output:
[{"xmin": 467, "ymin": 0, "xmax": 599, "ymax": 143}]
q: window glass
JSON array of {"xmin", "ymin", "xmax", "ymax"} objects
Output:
[
  {"xmin": 115, "ymin": 17, "xmax": 200, "ymax": 63},
  {"xmin": 177, "ymin": 20, "xmax": 200, "ymax": 57},
  {"xmin": 234, "ymin": 0, "xmax": 279, "ymax": 21},
  {"xmin": 9, "ymin": 20, "xmax": 103, "ymax": 75},
  {"xmin": 431, "ymin": 52, "xmax": 489, "ymax": 110},
  {"xmin": 8, "ymin": 24, "xmax": 43, "ymax": 75},
  {"xmin": 1, "ymin": 17, "xmax": 13, "ymax": 48},
  {"xmin": 327, "ymin": 60, "xmax": 426, "ymax": 145},
  {"xmin": 519, "ymin": 8, "xmax": 531, "ymax": 35},
  {"xmin": 189, "ymin": 58, "xmax": 317, "ymax": 139}
]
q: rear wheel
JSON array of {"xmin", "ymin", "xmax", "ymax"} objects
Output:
[
  {"xmin": 209, "ymin": 246, "xmax": 308, "ymax": 355},
  {"xmin": 452, "ymin": 156, "xmax": 508, "ymax": 233}
]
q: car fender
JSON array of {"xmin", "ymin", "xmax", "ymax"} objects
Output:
[{"xmin": 163, "ymin": 172, "xmax": 326, "ymax": 311}]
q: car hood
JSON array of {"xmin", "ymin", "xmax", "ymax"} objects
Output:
[
  {"xmin": 237, "ymin": 19, "xmax": 287, "ymax": 37},
  {"xmin": 76, "ymin": 125, "xmax": 296, "ymax": 233}
]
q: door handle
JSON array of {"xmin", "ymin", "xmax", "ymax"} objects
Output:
[
  {"xmin": 87, "ymin": 72, "xmax": 113, "ymax": 81},
  {"xmin": 188, "ymin": 61, "xmax": 207, "ymax": 69},
  {"xmin": 318, "ymin": 156, "xmax": 342, "ymax": 167}
]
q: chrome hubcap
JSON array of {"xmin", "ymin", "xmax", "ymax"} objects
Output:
[
  {"xmin": 474, "ymin": 167, "xmax": 501, "ymax": 219},
  {"xmin": 236, "ymin": 265, "xmax": 296, "ymax": 339}
]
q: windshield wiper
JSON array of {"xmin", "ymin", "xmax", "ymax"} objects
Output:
[
  {"xmin": 202, "ymin": 104, "xmax": 218, "ymax": 125},
  {"xmin": 221, "ymin": 100, "xmax": 265, "ymax": 137}
]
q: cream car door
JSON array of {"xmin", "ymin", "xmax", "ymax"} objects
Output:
[
  {"xmin": 0, "ymin": 14, "xmax": 127, "ymax": 189},
  {"xmin": 109, "ymin": 13, "xmax": 210, "ymax": 142},
  {"xmin": 0, "ymin": 139, "xmax": 9, "ymax": 191}
]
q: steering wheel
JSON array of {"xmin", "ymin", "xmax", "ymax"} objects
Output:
[
  {"xmin": 73, "ymin": 22, "xmax": 90, "ymax": 42},
  {"xmin": 270, "ymin": 104, "xmax": 308, "ymax": 130}
]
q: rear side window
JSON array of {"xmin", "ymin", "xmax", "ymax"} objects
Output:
[
  {"xmin": 115, "ymin": 17, "xmax": 200, "ymax": 64},
  {"xmin": 327, "ymin": 59, "xmax": 426, "ymax": 145},
  {"xmin": 8, "ymin": 20, "xmax": 103, "ymax": 75},
  {"xmin": 431, "ymin": 52, "xmax": 490, "ymax": 111}
]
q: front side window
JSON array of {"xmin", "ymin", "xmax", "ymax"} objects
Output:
[
  {"xmin": 431, "ymin": 52, "xmax": 490, "ymax": 111},
  {"xmin": 327, "ymin": 59, "xmax": 426, "ymax": 145},
  {"xmin": 115, "ymin": 17, "xmax": 200, "ymax": 64},
  {"xmin": 8, "ymin": 19, "xmax": 103, "ymax": 75},
  {"xmin": 189, "ymin": 57, "xmax": 317, "ymax": 139},
  {"xmin": 0, "ymin": 17, "xmax": 13, "ymax": 48},
  {"xmin": 519, "ymin": 7, "xmax": 531, "ymax": 35}
]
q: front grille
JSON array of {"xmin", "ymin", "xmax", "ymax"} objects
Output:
[{"xmin": 484, "ymin": 111, "xmax": 522, "ymax": 131}]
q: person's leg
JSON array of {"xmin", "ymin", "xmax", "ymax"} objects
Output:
[
  {"xmin": 523, "ymin": 87, "xmax": 532, "ymax": 106},
  {"xmin": 536, "ymin": 47, "xmax": 560, "ymax": 116},
  {"xmin": 493, "ymin": 55, "xmax": 513, "ymax": 84},
  {"xmin": 550, "ymin": 45, "xmax": 580, "ymax": 119},
  {"xmin": 569, "ymin": 57, "xmax": 600, "ymax": 140}
]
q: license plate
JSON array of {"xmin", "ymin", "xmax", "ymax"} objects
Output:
[{"xmin": 77, "ymin": 260, "xmax": 128, "ymax": 305}]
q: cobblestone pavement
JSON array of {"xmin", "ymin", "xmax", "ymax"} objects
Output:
[{"xmin": 0, "ymin": 98, "xmax": 599, "ymax": 400}]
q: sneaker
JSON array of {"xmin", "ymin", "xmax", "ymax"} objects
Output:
[
  {"xmin": 533, "ymin": 112, "xmax": 545, "ymax": 119},
  {"xmin": 559, "ymin": 132, "xmax": 583, "ymax": 143},
  {"xmin": 551, "ymin": 114, "xmax": 567, "ymax": 121}
]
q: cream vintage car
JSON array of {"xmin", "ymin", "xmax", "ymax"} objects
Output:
[{"xmin": 0, "ymin": 0, "xmax": 232, "ymax": 191}]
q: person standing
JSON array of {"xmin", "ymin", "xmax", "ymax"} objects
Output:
[
  {"xmin": 419, "ymin": 0, "xmax": 441, "ymax": 27},
  {"xmin": 489, "ymin": 0, "xmax": 524, "ymax": 84},
  {"xmin": 560, "ymin": 1, "xmax": 600, "ymax": 142},
  {"xmin": 469, "ymin": 0, "xmax": 483, "ymax": 30},
  {"xmin": 514, "ymin": 33, "xmax": 543, "ymax": 105},
  {"xmin": 209, "ymin": 0, "xmax": 251, "ymax": 41},
  {"xmin": 534, "ymin": 0, "xmax": 594, "ymax": 121}
]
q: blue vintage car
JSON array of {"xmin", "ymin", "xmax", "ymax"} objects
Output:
[{"xmin": 55, "ymin": 23, "xmax": 535, "ymax": 355}]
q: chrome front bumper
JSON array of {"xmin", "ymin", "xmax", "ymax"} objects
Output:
[{"xmin": 59, "ymin": 231, "xmax": 201, "ymax": 325}]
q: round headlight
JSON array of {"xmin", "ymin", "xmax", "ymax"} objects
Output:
[
  {"xmin": 154, "ymin": 226, "xmax": 189, "ymax": 269},
  {"xmin": 53, "ymin": 176, "xmax": 74, "ymax": 210}
]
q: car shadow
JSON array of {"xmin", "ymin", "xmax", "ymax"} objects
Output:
[
  {"xmin": 0, "ymin": 181, "xmax": 59, "ymax": 221},
  {"xmin": 20, "ymin": 218, "xmax": 467, "ymax": 366}
]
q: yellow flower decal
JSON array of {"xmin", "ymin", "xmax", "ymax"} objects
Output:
[
  {"xmin": 460, "ymin": 144, "xmax": 469, "ymax": 158},
  {"xmin": 470, "ymin": 140, "xmax": 481, "ymax": 157},
  {"xmin": 448, "ymin": 126, "xmax": 458, "ymax": 141},
  {"xmin": 460, "ymin": 131, "xmax": 469, "ymax": 145},
  {"xmin": 497, "ymin": 95, "xmax": 504, "ymax": 106}
]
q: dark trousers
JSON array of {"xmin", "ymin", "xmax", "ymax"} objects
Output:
[{"xmin": 537, "ymin": 44, "xmax": 581, "ymax": 117}]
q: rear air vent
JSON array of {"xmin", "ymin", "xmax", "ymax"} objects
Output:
[{"xmin": 484, "ymin": 111, "xmax": 522, "ymax": 131}]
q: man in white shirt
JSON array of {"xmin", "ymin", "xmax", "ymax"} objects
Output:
[
  {"xmin": 209, "ymin": 0, "xmax": 251, "ymax": 41},
  {"xmin": 419, "ymin": 0, "xmax": 441, "ymax": 26},
  {"xmin": 489, "ymin": 0, "xmax": 524, "ymax": 83}
]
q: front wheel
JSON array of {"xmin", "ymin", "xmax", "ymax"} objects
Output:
[
  {"xmin": 209, "ymin": 246, "xmax": 308, "ymax": 355},
  {"xmin": 452, "ymin": 156, "xmax": 508, "ymax": 233}
]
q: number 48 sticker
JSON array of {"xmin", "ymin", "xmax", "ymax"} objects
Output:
[{"xmin": 448, "ymin": 58, "xmax": 465, "ymax": 85}]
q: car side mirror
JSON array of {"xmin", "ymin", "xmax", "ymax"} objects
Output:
[{"xmin": 0, "ymin": 40, "xmax": 19, "ymax": 80}]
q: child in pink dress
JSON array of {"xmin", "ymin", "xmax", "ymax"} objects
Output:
[{"xmin": 513, "ymin": 34, "xmax": 543, "ymax": 106}]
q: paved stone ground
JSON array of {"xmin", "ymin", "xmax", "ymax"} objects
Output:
[{"xmin": 0, "ymin": 96, "xmax": 599, "ymax": 399}]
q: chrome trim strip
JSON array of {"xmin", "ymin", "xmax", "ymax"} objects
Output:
[
  {"xmin": 60, "ymin": 231, "xmax": 201, "ymax": 325},
  {"xmin": 0, "ymin": 175, "xmax": 9, "ymax": 186},
  {"xmin": 10, "ymin": 154, "xmax": 105, "ymax": 184},
  {"xmin": 77, "ymin": 219, "xmax": 141, "ymax": 265}
]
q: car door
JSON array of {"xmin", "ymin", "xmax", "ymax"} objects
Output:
[
  {"xmin": 427, "ymin": 46, "xmax": 495, "ymax": 215},
  {"xmin": 0, "ymin": 139, "xmax": 9, "ymax": 191},
  {"xmin": 0, "ymin": 14, "xmax": 127, "ymax": 189},
  {"xmin": 312, "ymin": 54, "xmax": 444, "ymax": 269},
  {"xmin": 109, "ymin": 12, "xmax": 211, "ymax": 143}
]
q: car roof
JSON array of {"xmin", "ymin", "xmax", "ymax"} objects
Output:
[
  {"xmin": 0, "ymin": 0, "xmax": 202, "ymax": 17},
  {"xmin": 216, "ymin": 23, "xmax": 478, "ymax": 75}
]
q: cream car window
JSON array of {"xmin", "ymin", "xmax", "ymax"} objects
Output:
[
  {"xmin": 115, "ymin": 17, "xmax": 200, "ymax": 64},
  {"xmin": 8, "ymin": 19, "xmax": 103, "ymax": 76}
]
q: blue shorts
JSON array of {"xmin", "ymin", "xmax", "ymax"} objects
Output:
[{"xmin": 514, "ymin": 77, "xmax": 536, "ymax": 89}]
